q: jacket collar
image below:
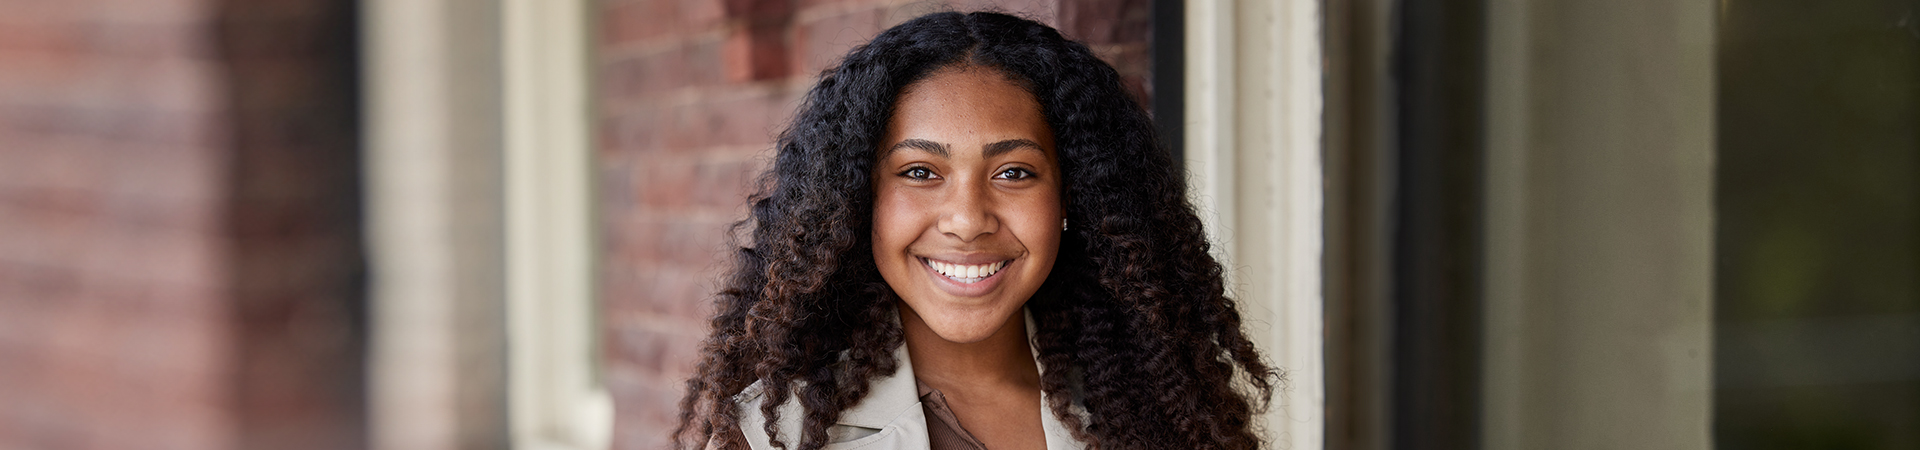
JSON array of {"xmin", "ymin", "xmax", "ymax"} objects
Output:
[
  {"xmin": 835, "ymin": 309, "xmax": 1089, "ymax": 448},
  {"xmin": 834, "ymin": 342, "xmax": 923, "ymax": 429}
]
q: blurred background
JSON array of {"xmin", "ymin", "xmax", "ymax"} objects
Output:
[{"xmin": 0, "ymin": 0, "xmax": 1912, "ymax": 450}]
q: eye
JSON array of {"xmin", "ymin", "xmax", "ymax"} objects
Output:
[
  {"xmin": 898, "ymin": 166, "xmax": 937, "ymax": 181},
  {"xmin": 995, "ymin": 167, "xmax": 1037, "ymax": 181}
]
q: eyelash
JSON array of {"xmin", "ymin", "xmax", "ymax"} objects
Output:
[
  {"xmin": 899, "ymin": 166, "xmax": 937, "ymax": 180},
  {"xmin": 996, "ymin": 168, "xmax": 1036, "ymax": 180}
]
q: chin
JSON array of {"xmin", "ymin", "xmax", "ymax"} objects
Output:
[
  {"xmin": 928, "ymin": 323, "xmax": 1003, "ymax": 344},
  {"xmin": 913, "ymin": 302, "xmax": 1023, "ymax": 344}
]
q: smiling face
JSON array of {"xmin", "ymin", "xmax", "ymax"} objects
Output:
[{"xmin": 873, "ymin": 66, "xmax": 1063, "ymax": 344}]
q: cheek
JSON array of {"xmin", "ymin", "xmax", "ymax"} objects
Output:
[
  {"xmin": 870, "ymin": 187, "xmax": 919, "ymax": 252},
  {"xmin": 1016, "ymin": 189, "xmax": 1066, "ymax": 259}
]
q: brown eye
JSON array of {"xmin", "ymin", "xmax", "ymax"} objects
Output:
[
  {"xmin": 995, "ymin": 168, "xmax": 1036, "ymax": 180},
  {"xmin": 900, "ymin": 167, "xmax": 936, "ymax": 180}
]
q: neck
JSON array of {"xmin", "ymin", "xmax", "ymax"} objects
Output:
[{"xmin": 898, "ymin": 302, "xmax": 1042, "ymax": 392}]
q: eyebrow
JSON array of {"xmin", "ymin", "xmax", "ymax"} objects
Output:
[
  {"xmin": 885, "ymin": 138, "xmax": 950, "ymax": 158},
  {"xmin": 881, "ymin": 138, "xmax": 1045, "ymax": 160},
  {"xmin": 982, "ymin": 139, "xmax": 1044, "ymax": 158}
]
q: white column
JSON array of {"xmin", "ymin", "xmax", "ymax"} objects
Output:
[
  {"xmin": 1185, "ymin": 1, "xmax": 1325, "ymax": 448},
  {"xmin": 503, "ymin": 0, "xmax": 612, "ymax": 449},
  {"xmin": 363, "ymin": 0, "xmax": 508, "ymax": 449}
]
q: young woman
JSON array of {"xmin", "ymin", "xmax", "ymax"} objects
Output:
[{"xmin": 673, "ymin": 11, "xmax": 1279, "ymax": 450}]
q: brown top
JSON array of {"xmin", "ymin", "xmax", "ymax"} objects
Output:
[
  {"xmin": 717, "ymin": 379, "xmax": 988, "ymax": 449},
  {"xmin": 916, "ymin": 379, "xmax": 989, "ymax": 450}
]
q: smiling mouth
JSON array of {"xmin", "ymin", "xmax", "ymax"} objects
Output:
[{"xmin": 921, "ymin": 258, "xmax": 1010, "ymax": 284}]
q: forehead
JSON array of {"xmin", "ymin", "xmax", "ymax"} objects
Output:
[{"xmin": 883, "ymin": 66, "xmax": 1052, "ymax": 153}]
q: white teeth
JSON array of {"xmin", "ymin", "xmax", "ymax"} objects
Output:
[{"xmin": 925, "ymin": 259, "xmax": 1006, "ymax": 283}]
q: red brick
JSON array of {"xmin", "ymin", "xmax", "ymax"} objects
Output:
[
  {"xmin": 603, "ymin": 0, "xmax": 729, "ymax": 45},
  {"xmin": 605, "ymin": 259, "xmax": 715, "ymax": 318},
  {"xmin": 0, "ymin": 0, "xmax": 363, "ymax": 447},
  {"xmin": 1000, "ymin": 0, "xmax": 1064, "ymax": 23},
  {"xmin": 606, "ymin": 368, "xmax": 691, "ymax": 450},
  {"xmin": 0, "ymin": 15, "xmax": 213, "ymax": 59},
  {"xmin": 602, "ymin": 0, "xmax": 683, "ymax": 44},
  {"xmin": 603, "ymin": 37, "xmax": 726, "ymax": 98},
  {"xmin": 0, "ymin": 50, "xmax": 225, "ymax": 112},
  {"xmin": 1122, "ymin": 74, "xmax": 1150, "ymax": 111},
  {"xmin": 96, "ymin": 182, "xmax": 226, "ymax": 234},
  {"xmin": 795, "ymin": 5, "xmax": 885, "ymax": 74},
  {"xmin": 609, "ymin": 327, "xmax": 705, "ymax": 378},
  {"xmin": 0, "ymin": 137, "xmax": 103, "ymax": 192},
  {"xmin": 609, "ymin": 216, "xmax": 732, "ymax": 268},
  {"xmin": 728, "ymin": 0, "xmax": 798, "ymax": 19},
  {"xmin": 0, "ymin": 18, "xmax": 86, "ymax": 55},
  {"xmin": 623, "ymin": 156, "xmax": 759, "ymax": 213},
  {"xmin": 0, "ymin": 199, "xmax": 101, "ymax": 270},
  {"xmin": 1058, "ymin": 0, "xmax": 1148, "ymax": 44},
  {"xmin": 82, "ymin": 229, "xmax": 224, "ymax": 289},
  {"xmin": 796, "ymin": 0, "xmax": 871, "ymax": 9},
  {"xmin": 1091, "ymin": 42, "xmax": 1153, "ymax": 106},
  {"xmin": 724, "ymin": 21, "xmax": 793, "ymax": 82},
  {"xmin": 77, "ymin": 0, "xmax": 215, "ymax": 26},
  {"xmin": 603, "ymin": 91, "xmax": 794, "ymax": 154},
  {"xmin": 0, "ymin": 105, "xmax": 223, "ymax": 149},
  {"xmin": 691, "ymin": 156, "xmax": 758, "ymax": 209},
  {"xmin": 596, "ymin": 154, "xmax": 641, "ymax": 212},
  {"xmin": 707, "ymin": 91, "xmax": 798, "ymax": 148},
  {"xmin": 1094, "ymin": 42, "xmax": 1151, "ymax": 76},
  {"xmin": 0, "ymin": 262, "xmax": 86, "ymax": 306},
  {"xmin": 682, "ymin": 0, "xmax": 731, "ymax": 27},
  {"xmin": 599, "ymin": 105, "xmax": 663, "ymax": 152},
  {"xmin": 631, "ymin": 159, "xmax": 700, "ymax": 209}
]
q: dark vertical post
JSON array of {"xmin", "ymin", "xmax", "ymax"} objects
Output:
[
  {"xmin": 1390, "ymin": 0, "xmax": 1487, "ymax": 448},
  {"xmin": 216, "ymin": 0, "xmax": 369, "ymax": 448},
  {"xmin": 1323, "ymin": 0, "xmax": 1398, "ymax": 448},
  {"xmin": 1150, "ymin": 0, "xmax": 1184, "ymax": 166}
]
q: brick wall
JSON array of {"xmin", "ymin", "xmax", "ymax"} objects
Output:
[
  {"xmin": 596, "ymin": 0, "xmax": 1150, "ymax": 447},
  {"xmin": 0, "ymin": 0, "xmax": 364, "ymax": 449}
]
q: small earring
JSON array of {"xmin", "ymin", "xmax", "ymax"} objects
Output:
[{"xmin": 1062, "ymin": 218, "xmax": 1069, "ymax": 231}]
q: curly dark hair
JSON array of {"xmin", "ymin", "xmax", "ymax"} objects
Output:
[{"xmin": 671, "ymin": 11, "xmax": 1280, "ymax": 450}]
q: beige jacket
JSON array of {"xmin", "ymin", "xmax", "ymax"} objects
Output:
[{"xmin": 736, "ymin": 312, "xmax": 1088, "ymax": 450}]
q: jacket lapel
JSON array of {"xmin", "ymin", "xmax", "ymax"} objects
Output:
[
  {"xmin": 743, "ymin": 308, "xmax": 1089, "ymax": 449},
  {"xmin": 836, "ymin": 343, "xmax": 924, "ymax": 429},
  {"xmin": 739, "ymin": 348, "xmax": 931, "ymax": 450}
]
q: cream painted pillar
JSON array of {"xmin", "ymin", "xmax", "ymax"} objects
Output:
[
  {"xmin": 1185, "ymin": 0, "xmax": 1325, "ymax": 447},
  {"xmin": 1481, "ymin": 0, "xmax": 1716, "ymax": 449},
  {"xmin": 363, "ymin": 0, "xmax": 510, "ymax": 449},
  {"xmin": 503, "ymin": 0, "xmax": 612, "ymax": 449}
]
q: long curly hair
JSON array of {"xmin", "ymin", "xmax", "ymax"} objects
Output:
[{"xmin": 672, "ymin": 11, "xmax": 1279, "ymax": 450}]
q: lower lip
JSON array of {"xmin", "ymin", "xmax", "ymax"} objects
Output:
[{"xmin": 920, "ymin": 258, "xmax": 1009, "ymax": 297}]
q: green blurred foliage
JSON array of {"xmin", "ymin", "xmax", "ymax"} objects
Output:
[{"xmin": 1715, "ymin": 0, "xmax": 1920, "ymax": 448}]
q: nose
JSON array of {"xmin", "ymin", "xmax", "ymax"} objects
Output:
[{"xmin": 936, "ymin": 176, "xmax": 998, "ymax": 242}]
